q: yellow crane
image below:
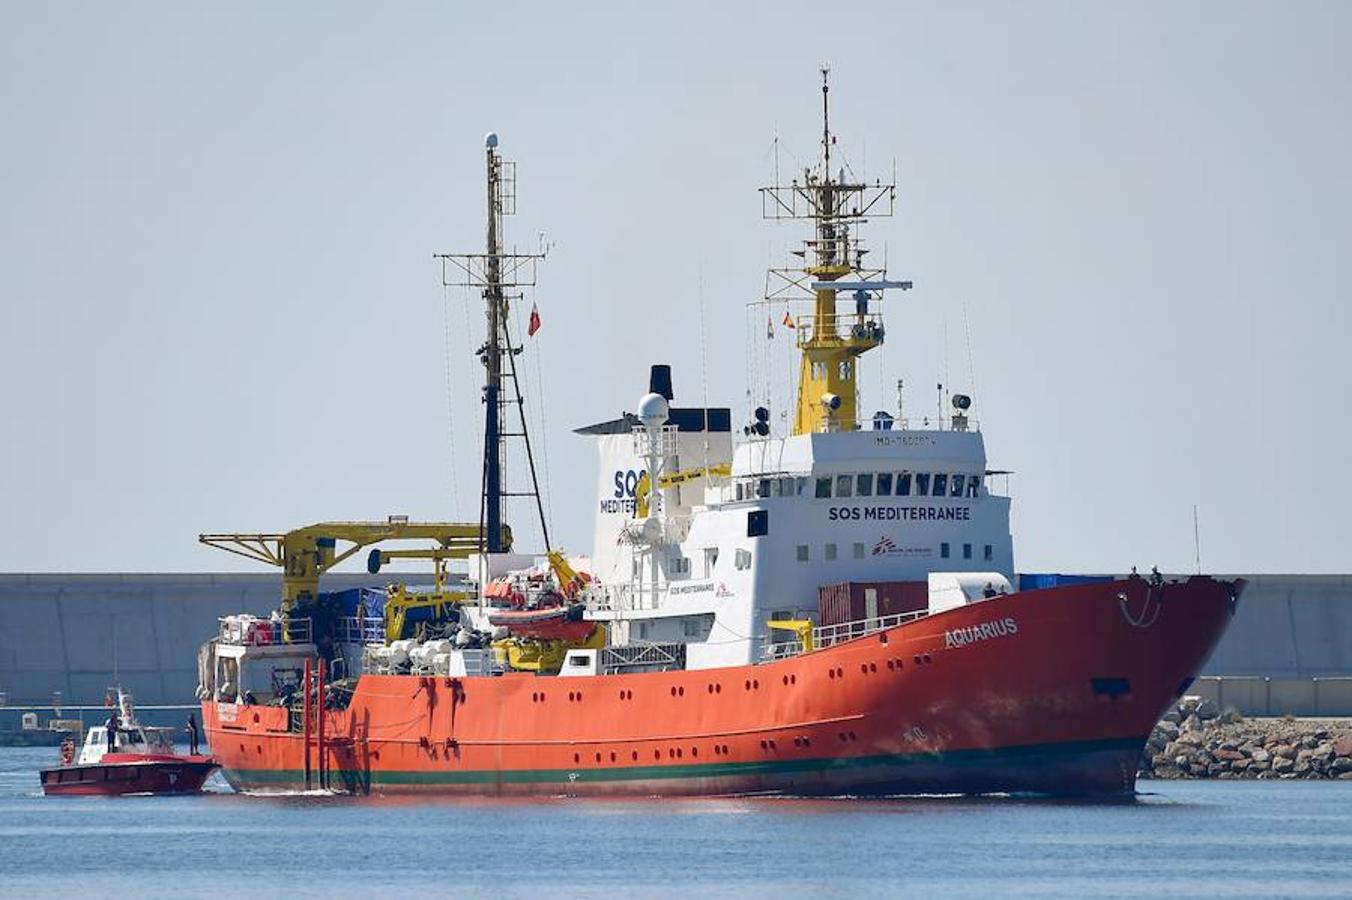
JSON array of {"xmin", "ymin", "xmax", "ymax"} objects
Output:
[
  {"xmin": 766, "ymin": 619, "xmax": 815, "ymax": 653},
  {"xmin": 199, "ymin": 519, "xmax": 505, "ymax": 624},
  {"xmin": 634, "ymin": 463, "xmax": 731, "ymax": 518}
]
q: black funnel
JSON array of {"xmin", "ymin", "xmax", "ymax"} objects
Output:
[{"xmin": 649, "ymin": 364, "xmax": 673, "ymax": 401}]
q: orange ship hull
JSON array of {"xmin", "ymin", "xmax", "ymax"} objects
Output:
[{"xmin": 204, "ymin": 576, "xmax": 1239, "ymax": 797}]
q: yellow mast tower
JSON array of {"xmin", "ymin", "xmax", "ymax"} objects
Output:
[{"xmin": 761, "ymin": 67, "xmax": 910, "ymax": 434}]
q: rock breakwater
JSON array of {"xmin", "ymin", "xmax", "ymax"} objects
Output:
[{"xmin": 1139, "ymin": 696, "xmax": 1352, "ymax": 780}]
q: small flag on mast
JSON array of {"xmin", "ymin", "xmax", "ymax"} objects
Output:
[{"xmin": 528, "ymin": 302, "xmax": 541, "ymax": 337}]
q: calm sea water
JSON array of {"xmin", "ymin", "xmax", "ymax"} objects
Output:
[{"xmin": 2, "ymin": 747, "xmax": 1350, "ymax": 898}]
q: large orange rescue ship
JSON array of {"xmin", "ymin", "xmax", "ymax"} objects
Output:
[{"xmin": 197, "ymin": 71, "xmax": 1240, "ymax": 797}]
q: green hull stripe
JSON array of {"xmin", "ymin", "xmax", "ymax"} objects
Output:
[{"xmin": 226, "ymin": 736, "xmax": 1140, "ymax": 788}]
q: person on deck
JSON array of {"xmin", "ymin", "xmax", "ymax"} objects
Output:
[
  {"xmin": 105, "ymin": 708, "xmax": 119, "ymax": 753},
  {"xmin": 185, "ymin": 712, "xmax": 200, "ymax": 756}
]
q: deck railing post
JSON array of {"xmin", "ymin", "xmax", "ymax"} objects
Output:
[{"xmin": 302, "ymin": 657, "xmax": 312, "ymax": 791}]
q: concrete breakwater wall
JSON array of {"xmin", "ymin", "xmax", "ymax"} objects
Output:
[{"xmin": 1139, "ymin": 696, "xmax": 1352, "ymax": 780}]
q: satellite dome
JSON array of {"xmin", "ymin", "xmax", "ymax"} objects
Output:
[
  {"xmin": 636, "ymin": 392, "xmax": 670, "ymax": 428},
  {"xmin": 485, "ymin": 132, "xmax": 499, "ymax": 149}
]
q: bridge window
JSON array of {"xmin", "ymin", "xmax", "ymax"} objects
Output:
[
  {"xmin": 853, "ymin": 542, "xmax": 866, "ymax": 559},
  {"xmin": 835, "ymin": 475, "xmax": 853, "ymax": 497},
  {"xmin": 950, "ymin": 475, "xmax": 964, "ymax": 498},
  {"xmin": 963, "ymin": 543, "xmax": 972, "ymax": 560},
  {"xmin": 704, "ymin": 548, "xmax": 718, "ymax": 577},
  {"xmin": 941, "ymin": 543, "xmax": 950, "ymax": 559},
  {"xmin": 856, "ymin": 473, "xmax": 873, "ymax": 496},
  {"xmin": 815, "ymin": 477, "xmax": 832, "ymax": 498},
  {"xmin": 796, "ymin": 545, "xmax": 809, "ymax": 562},
  {"xmin": 915, "ymin": 473, "xmax": 931, "ymax": 496},
  {"xmin": 984, "ymin": 544, "xmax": 994, "ymax": 562},
  {"xmin": 876, "ymin": 473, "xmax": 893, "ymax": 495},
  {"xmin": 896, "ymin": 472, "xmax": 911, "ymax": 496},
  {"xmin": 967, "ymin": 476, "xmax": 981, "ymax": 498},
  {"xmin": 932, "ymin": 474, "xmax": 948, "ymax": 497},
  {"xmin": 838, "ymin": 360, "xmax": 852, "ymax": 379},
  {"xmin": 778, "ymin": 477, "xmax": 796, "ymax": 497},
  {"xmin": 747, "ymin": 510, "xmax": 768, "ymax": 537},
  {"xmin": 825, "ymin": 543, "xmax": 838, "ymax": 561},
  {"xmin": 795, "ymin": 477, "xmax": 808, "ymax": 496},
  {"xmin": 812, "ymin": 361, "xmax": 827, "ymax": 381},
  {"xmin": 735, "ymin": 549, "xmax": 753, "ymax": 570}
]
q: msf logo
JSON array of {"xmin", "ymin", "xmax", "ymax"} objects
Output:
[
  {"xmin": 872, "ymin": 536, "xmax": 899, "ymax": 556},
  {"xmin": 599, "ymin": 469, "xmax": 646, "ymax": 515}
]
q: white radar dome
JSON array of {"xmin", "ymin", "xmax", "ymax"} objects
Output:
[
  {"xmin": 485, "ymin": 132, "xmax": 499, "ymax": 148},
  {"xmin": 636, "ymin": 392, "xmax": 670, "ymax": 428}
]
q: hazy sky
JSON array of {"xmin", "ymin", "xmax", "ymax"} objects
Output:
[{"xmin": 2, "ymin": 2, "xmax": 1349, "ymax": 574}]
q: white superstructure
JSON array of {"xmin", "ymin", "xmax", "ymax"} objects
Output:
[{"xmin": 579, "ymin": 372, "xmax": 1014, "ymax": 669}]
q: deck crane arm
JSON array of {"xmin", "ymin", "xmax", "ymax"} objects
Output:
[
  {"xmin": 634, "ymin": 463, "xmax": 732, "ymax": 518},
  {"xmin": 199, "ymin": 520, "xmax": 505, "ymax": 618}
]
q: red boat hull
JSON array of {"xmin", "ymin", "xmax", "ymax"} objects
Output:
[
  {"xmin": 205, "ymin": 576, "xmax": 1239, "ymax": 797},
  {"xmin": 40, "ymin": 754, "xmax": 217, "ymax": 796}
]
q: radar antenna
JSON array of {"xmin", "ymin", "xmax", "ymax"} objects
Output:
[{"xmin": 759, "ymin": 69, "xmax": 911, "ymax": 434}]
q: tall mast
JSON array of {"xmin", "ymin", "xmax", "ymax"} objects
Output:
[
  {"xmin": 436, "ymin": 133, "xmax": 551, "ymax": 555},
  {"xmin": 483, "ymin": 138, "xmax": 505, "ymax": 551},
  {"xmin": 760, "ymin": 68, "xmax": 909, "ymax": 434}
]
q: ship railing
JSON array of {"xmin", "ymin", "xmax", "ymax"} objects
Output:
[
  {"xmin": 600, "ymin": 642, "xmax": 686, "ymax": 674},
  {"xmin": 586, "ymin": 581, "xmax": 671, "ymax": 614},
  {"xmin": 760, "ymin": 609, "xmax": 930, "ymax": 661},
  {"xmin": 337, "ymin": 616, "xmax": 386, "ymax": 646},
  {"xmin": 217, "ymin": 615, "xmax": 311, "ymax": 646},
  {"xmin": 792, "ymin": 311, "xmax": 885, "ymax": 348}
]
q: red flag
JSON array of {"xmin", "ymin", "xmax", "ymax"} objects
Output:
[
  {"xmin": 782, "ymin": 311, "xmax": 796, "ymax": 328},
  {"xmin": 528, "ymin": 302, "xmax": 541, "ymax": 337}
]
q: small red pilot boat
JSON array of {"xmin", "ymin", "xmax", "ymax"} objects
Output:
[{"xmin": 40, "ymin": 688, "xmax": 217, "ymax": 796}]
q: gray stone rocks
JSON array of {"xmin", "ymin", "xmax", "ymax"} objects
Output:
[{"xmin": 1137, "ymin": 698, "xmax": 1352, "ymax": 781}]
